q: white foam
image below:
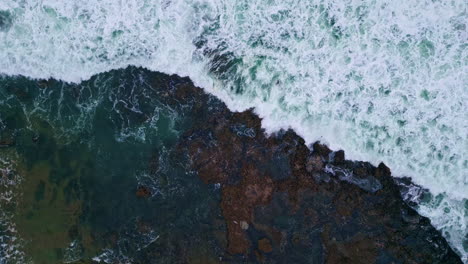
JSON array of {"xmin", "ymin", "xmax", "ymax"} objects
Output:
[
  {"xmin": 0, "ymin": 0, "xmax": 466, "ymax": 260},
  {"xmin": 0, "ymin": 157, "xmax": 27, "ymax": 263}
]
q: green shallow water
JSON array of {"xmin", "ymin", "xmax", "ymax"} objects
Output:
[{"xmin": 0, "ymin": 68, "xmax": 224, "ymax": 263}]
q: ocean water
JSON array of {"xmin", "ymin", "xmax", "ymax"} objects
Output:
[
  {"xmin": 0, "ymin": 70, "xmax": 226, "ymax": 263},
  {"xmin": 0, "ymin": 0, "xmax": 466, "ymax": 261}
]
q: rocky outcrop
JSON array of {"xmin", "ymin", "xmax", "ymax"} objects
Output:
[
  {"xmin": 162, "ymin": 79, "xmax": 463, "ymax": 263},
  {"xmin": 2, "ymin": 67, "xmax": 461, "ymax": 263}
]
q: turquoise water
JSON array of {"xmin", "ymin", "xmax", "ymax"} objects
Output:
[{"xmin": 0, "ymin": 0, "xmax": 466, "ymax": 261}]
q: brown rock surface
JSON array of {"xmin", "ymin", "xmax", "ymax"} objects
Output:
[
  {"xmin": 136, "ymin": 186, "xmax": 152, "ymax": 198},
  {"xmin": 258, "ymin": 238, "xmax": 273, "ymax": 253},
  {"xmin": 171, "ymin": 76, "xmax": 462, "ymax": 263}
]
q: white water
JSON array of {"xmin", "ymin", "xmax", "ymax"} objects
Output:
[
  {"xmin": 0, "ymin": 0, "xmax": 467, "ymax": 260},
  {"xmin": 0, "ymin": 157, "xmax": 27, "ymax": 264}
]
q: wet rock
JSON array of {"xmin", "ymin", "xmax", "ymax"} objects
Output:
[
  {"xmin": 136, "ymin": 186, "xmax": 151, "ymax": 198},
  {"xmin": 306, "ymin": 154, "xmax": 323, "ymax": 172},
  {"xmin": 0, "ymin": 130, "xmax": 16, "ymax": 148},
  {"xmin": 0, "ymin": 138, "xmax": 15, "ymax": 148},
  {"xmin": 394, "ymin": 177, "xmax": 429, "ymax": 207},
  {"xmin": 333, "ymin": 150, "xmax": 345, "ymax": 163},
  {"xmin": 219, "ymin": 163, "xmax": 275, "ymax": 254},
  {"xmin": 258, "ymin": 238, "xmax": 272, "ymax": 253},
  {"xmin": 325, "ymin": 164, "xmax": 383, "ymax": 193},
  {"xmin": 148, "ymin": 151, "xmax": 159, "ymax": 175},
  {"xmin": 312, "ymin": 142, "xmax": 332, "ymax": 157},
  {"xmin": 32, "ymin": 134, "xmax": 40, "ymax": 143},
  {"xmin": 175, "ymin": 79, "xmax": 462, "ymax": 263},
  {"xmin": 37, "ymin": 80, "xmax": 50, "ymax": 89}
]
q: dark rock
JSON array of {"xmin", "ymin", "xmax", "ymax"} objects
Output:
[
  {"xmin": 32, "ymin": 134, "xmax": 40, "ymax": 143},
  {"xmin": 148, "ymin": 151, "xmax": 159, "ymax": 175},
  {"xmin": 0, "ymin": 138, "xmax": 15, "ymax": 148},
  {"xmin": 333, "ymin": 150, "xmax": 345, "ymax": 163},
  {"xmin": 258, "ymin": 238, "xmax": 273, "ymax": 253},
  {"xmin": 312, "ymin": 142, "xmax": 332, "ymax": 157},
  {"xmin": 173, "ymin": 80, "xmax": 462, "ymax": 263},
  {"xmin": 0, "ymin": 129, "xmax": 16, "ymax": 148},
  {"xmin": 136, "ymin": 186, "xmax": 151, "ymax": 198},
  {"xmin": 306, "ymin": 154, "xmax": 324, "ymax": 172}
]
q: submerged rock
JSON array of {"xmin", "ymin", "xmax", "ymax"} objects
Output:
[
  {"xmin": 136, "ymin": 186, "xmax": 152, "ymax": 198},
  {"xmin": 0, "ymin": 129, "xmax": 16, "ymax": 148},
  {"xmin": 258, "ymin": 238, "xmax": 273, "ymax": 253}
]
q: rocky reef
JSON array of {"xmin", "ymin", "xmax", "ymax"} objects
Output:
[
  {"xmin": 0, "ymin": 68, "xmax": 462, "ymax": 263},
  {"xmin": 165, "ymin": 79, "xmax": 462, "ymax": 263}
]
